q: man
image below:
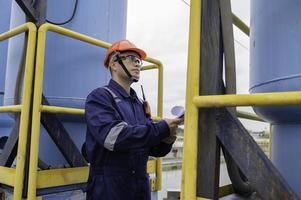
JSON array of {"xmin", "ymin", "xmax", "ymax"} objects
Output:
[{"xmin": 85, "ymin": 40, "xmax": 182, "ymax": 200}]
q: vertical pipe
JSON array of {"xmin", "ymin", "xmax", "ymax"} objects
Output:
[
  {"xmin": 27, "ymin": 25, "xmax": 47, "ymax": 200},
  {"xmin": 156, "ymin": 61, "xmax": 163, "ymax": 191},
  {"xmin": 181, "ymin": 0, "xmax": 201, "ymax": 199},
  {"xmin": 13, "ymin": 23, "xmax": 36, "ymax": 200}
]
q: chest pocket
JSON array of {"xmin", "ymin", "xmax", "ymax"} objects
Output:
[{"xmin": 103, "ymin": 87, "xmax": 147, "ymax": 125}]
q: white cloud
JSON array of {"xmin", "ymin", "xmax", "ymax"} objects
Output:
[
  {"xmin": 127, "ymin": 0, "xmax": 189, "ymax": 117},
  {"xmin": 127, "ymin": 0, "xmax": 267, "ymax": 131}
]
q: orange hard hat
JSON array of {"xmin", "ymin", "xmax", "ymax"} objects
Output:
[{"xmin": 104, "ymin": 40, "xmax": 147, "ymax": 67}]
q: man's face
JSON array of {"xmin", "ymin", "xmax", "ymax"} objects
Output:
[{"xmin": 110, "ymin": 51, "xmax": 143, "ymax": 82}]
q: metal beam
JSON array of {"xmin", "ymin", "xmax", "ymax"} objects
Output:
[
  {"xmin": 220, "ymin": 0, "xmax": 236, "ymax": 96},
  {"xmin": 0, "ymin": 116, "xmax": 20, "ymax": 167},
  {"xmin": 15, "ymin": 0, "xmax": 47, "ymax": 26},
  {"xmin": 15, "ymin": 0, "xmax": 38, "ymax": 22},
  {"xmin": 41, "ymin": 95, "xmax": 87, "ymax": 167},
  {"xmin": 214, "ymin": 108, "xmax": 299, "ymax": 200},
  {"xmin": 197, "ymin": 0, "xmax": 223, "ymax": 198},
  {"xmin": 33, "ymin": 0, "xmax": 47, "ymax": 26}
]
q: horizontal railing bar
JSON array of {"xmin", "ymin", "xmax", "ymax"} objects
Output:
[
  {"xmin": 0, "ymin": 23, "xmax": 36, "ymax": 41},
  {"xmin": 193, "ymin": 91, "xmax": 301, "ymax": 108},
  {"xmin": 141, "ymin": 64, "xmax": 158, "ymax": 71},
  {"xmin": 236, "ymin": 110, "xmax": 265, "ymax": 122},
  {"xmin": 0, "ymin": 105, "xmax": 22, "ymax": 113},
  {"xmin": 0, "ymin": 166, "xmax": 15, "ymax": 187},
  {"xmin": 41, "ymin": 105, "xmax": 84, "ymax": 115}
]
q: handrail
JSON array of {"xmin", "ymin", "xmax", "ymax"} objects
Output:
[
  {"xmin": 232, "ymin": 13, "xmax": 250, "ymax": 36},
  {"xmin": 0, "ymin": 22, "xmax": 37, "ymax": 200},
  {"xmin": 193, "ymin": 91, "xmax": 301, "ymax": 108},
  {"xmin": 0, "ymin": 105, "xmax": 22, "ymax": 113},
  {"xmin": 181, "ymin": 0, "xmax": 201, "ymax": 199},
  {"xmin": 37, "ymin": 23, "xmax": 164, "ymax": 118},
  {"xmin": 41, "ymin": 105, "xmax": 84, "ymax": 115},
  {"xmin": 28, "ymin": 23, "xmax": 165, "ymax": 198},
  {"xmin": 35, "ymin": 159, "xmax": 157, "ymax": 189},
  {"xmin": 41, "ymin": 105, "xmax": 162, "ymax": 122},
  {"xmin": 236, "ymin": 110, "xmax": 264, "ymax": 122}
]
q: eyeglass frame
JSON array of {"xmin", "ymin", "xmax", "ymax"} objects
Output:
[{"xmin": 113, "ymin": 54, "xmax": 143, "ymax": 66}]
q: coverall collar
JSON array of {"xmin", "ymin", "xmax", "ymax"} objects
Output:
[{"xmin": 109, "ymin": 79, "xmax": 138, "ymax": 99}]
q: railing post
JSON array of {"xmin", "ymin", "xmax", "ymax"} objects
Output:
[{"xmin": 181, "ymin": 0, "xmax": 201, "ymax": 199}]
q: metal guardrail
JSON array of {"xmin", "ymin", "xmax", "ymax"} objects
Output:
[
  {"xmin": 0, "ymin": 22, "xmax": 37, "ymax": 200},
  {"xmin": 181, "ymin": 0, "xmax": 280, "ymax": 199},
  {"xmin": 27, "ymin": 23, "xmax": 165, "ymax": 198}
]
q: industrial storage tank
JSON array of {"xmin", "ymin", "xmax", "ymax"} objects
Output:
[
  {"xmin": 250, "ymin": 0, "xmax": 301, "ymax": 197},
  {"xmin": 4, "ymin": 0, "xmax": 128, "ymax": 166}
]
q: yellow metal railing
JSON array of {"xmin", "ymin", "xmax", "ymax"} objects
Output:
[
  {"xmin": 193, "ymin": 91, "xmax": 301, "ymax": 108},
  {"xmin": 181, "ymin": 0, "xmax": 278, "ymax": 199},
  {"xmin": 0, "ymin": 23, "xmax": 37, "ymax": 200},
  {"xmin": 181, "ymin": 0, "xmax": 201, "ymax": 199},
  {"xmin": 27, "ymin": 23, "xmax": 164, "ymax": 199},
  {"xmin": 232, "ymin": 13, "xmax": 250, "ymax": 36},
  {"xmin": 236, "ymin": 110, "xmax": 264, "ymax": 122},
  {"xmin": 35, "ymin": 159, "xmax": 157, "ymax": 189}
]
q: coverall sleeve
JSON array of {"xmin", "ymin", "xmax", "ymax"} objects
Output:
[
  {"xmin": 149, "ymin": 142, "xmax": 173, "ymax": 157},
  {"xmin": 85, "ymin": 89, "xmax": 170, "ymax": 152}
]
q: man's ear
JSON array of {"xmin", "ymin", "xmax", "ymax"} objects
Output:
[{"xmin": 109, "ymin": 62, "xmax": 117, "ymax": 72}]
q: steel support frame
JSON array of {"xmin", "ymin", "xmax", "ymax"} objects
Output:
[
  {"xmin": 182, "ymin": 0, "xmax": 301, "ymax": 199},
  {"xmin": 15, "ymin": 0, "xmax": 47, "ymax": 26}
]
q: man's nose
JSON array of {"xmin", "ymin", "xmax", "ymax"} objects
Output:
[{"xmin": 134, "ymin": 62, "xmax": 141, "ymax": 69}]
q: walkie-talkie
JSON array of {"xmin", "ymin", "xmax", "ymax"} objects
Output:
[{"xmin": 141, "ymin": 85, "xmax": 151, "ymax": 118}]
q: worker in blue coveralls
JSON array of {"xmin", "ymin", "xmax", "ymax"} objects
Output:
[{"xmin": 85, "ymin": 39, "xmax": 182, "ymax": 200}]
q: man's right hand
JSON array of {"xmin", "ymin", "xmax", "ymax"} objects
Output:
[{"xmin": 162, "ymin": 118, "xmax": 183, "ymax": 144}]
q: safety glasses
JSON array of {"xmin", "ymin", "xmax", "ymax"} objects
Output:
[{"xmin": 115, "ymin": 55, "xmax": 143, "ymax": 66}]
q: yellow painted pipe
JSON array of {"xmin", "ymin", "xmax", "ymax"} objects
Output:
[
  {"xmin": 193, "ymin": 91, "xmax": 301, "ymax": 108},
  {"xmin": 35, "ymin": 161, "xmax": 157, "ymax": 189},
  {"xmin": 269, "ymin": 124, "xmax": 272, "ymax": 159},
  {"xmin": 38, "ymin": 23, "xmax": 164, "ymax": 116},
  {"xmin": 236, "ymin": 110, "xmax": 264, "ymax": 122},
  {"xmin": 43, "ymin": 105, "xmax": 162, "ymax": 120},
  {"xmin": 142, "ymin": 59, "xmax": 164, "ymax": 191},
  {"xmin": 181, "ymin": 0, "xmax": 201, "ymax": 199},
  {"xmin": 0, "ymin": 167, "xmax": 15, "ymax": 187},
  {"xmin": 141, "ymin": 64, "xmax": 158, "ymax": 71},
  {"xmin": 28, "ymin": 23, "xmax": 166, "ymax": 197},
  {"xmin": 147, "ymin": 159, "xmax": 157, "ymax": 174},
  {"xmin": 0, "ymin": 105, "xmax": 22, "ymax": 113},
  {"xmin": 37, "ymin": 167, "xmax": 89, "ymax": 189},
  {"xmin": 142, "ymin": 57, "xmax": 164, "ymax": 191},
  {"xmin": 232, "ymin": 13, "xmax": 250, "ymax": 36},
  {"xmin": 145, "ymin": 57, "xmax": 164, "ymax": 117},
  {"xmin": 0, "ymin": 23, "xmax": 35, "ymax": 41},
  {"xmin": 27, "ymin": 25, "xmax": 47, "ymax": 200},
  {"xmin": 39, "ymin": 23, "xmax": 111, "ymax": 49},
  {"xmin": 151, "ymin": 116, "xmax": 161, "ymax": 122},
  {"xmin": 12, "ymin": 22, "xmax": 37, "ymax": 200},
  {"xmin": 41, "ymin": 105, "xmax": 84, "ymax": 115}
]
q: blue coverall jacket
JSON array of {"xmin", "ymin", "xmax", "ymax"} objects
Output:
[{"xmin": 85, "ymin": 79, "xmax": 172, "ymax": 200}]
